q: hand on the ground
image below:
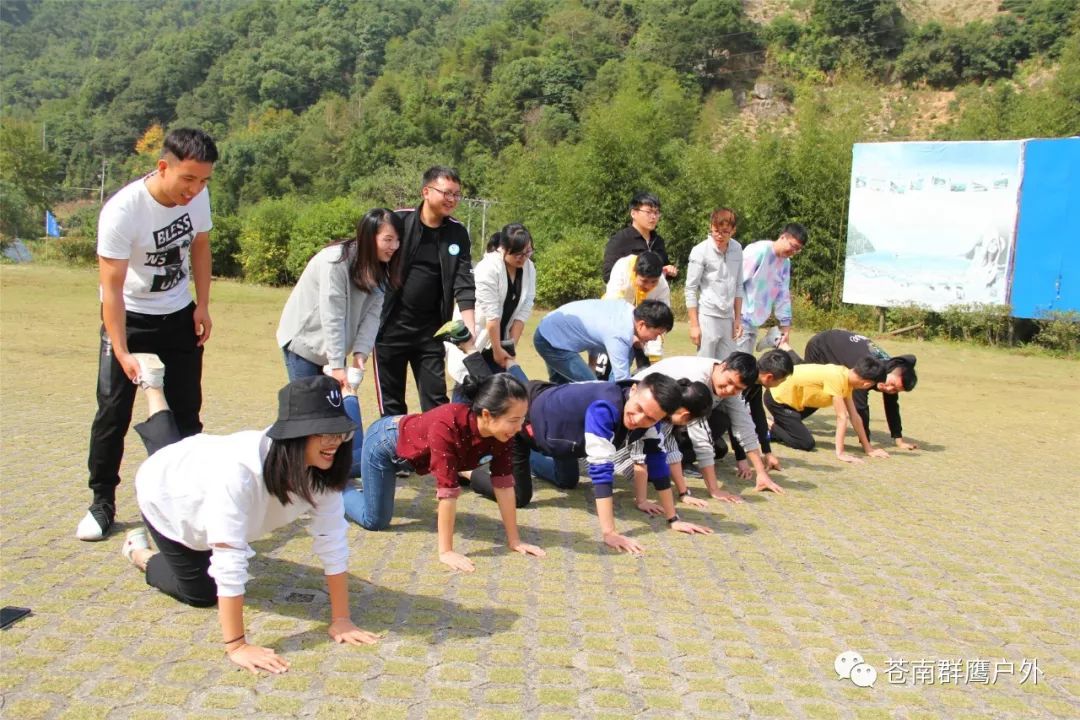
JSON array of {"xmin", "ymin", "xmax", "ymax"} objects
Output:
[
  {"xmin": 710, "ymin": 488, "xmax": 744, "ymax": 504},
  {"xmin": 895, "ymin": 438, "xmax": 918, "ymax": 451},
  {"xmin": 636, "ymin": 499, "xmax": 664, "ymax": 516},
  {"xmin": 116, "ymin": 351, "xmax": 141, "ymax": 383},
  {"xmin": 837, "ymin": 452, "xmax": 863, "ymax": 464},
  {"xmin": 764, "ymin": 453, "xmax": 783, "ymax": 472},
  {"xmin": 866, "ymin": 447, "xmax": 890, "ymax": 459},
  {"xmin": 680, "ymin": 494, "xmax": 709, "ymax": 509},
  {"xmin": 193, "ymin": 305, "xmax": 213, "ymax": 346},
  {"xmin": 754, "ymin": 473, "xmax": 785, "ymax": 494},
  {"xmin": 671, "ymin": 520, "xmax": 713, "ymax": 535},
  {"xmin": 439, "ymin": 550, "xmax": 476, "ymax": 573},
  {"xmin": 227, "ymin": 644, "xmax": 290, "ymax": 674},
  {"xmin": 735, "ymin": 460, "xmax": 754, "ymax": 480},
  {"xmin": 603, "ymin": 532, "xmax": 644, "ymax": 555},
  {"xmin": 689, "ymin": 324, "xmax": 701, "ymax": 348},
  {"xmin": 328, "ymin": 619, "xmax": 380, "ymax": 645},
  {"xmin": 510, "ymin": 542, "xmax": 546, "ymax": 558}
]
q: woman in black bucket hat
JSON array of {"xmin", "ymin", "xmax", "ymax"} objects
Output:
[{"xmin": 120, "ymin": 356, "xmax": 378, "ymax": 674}]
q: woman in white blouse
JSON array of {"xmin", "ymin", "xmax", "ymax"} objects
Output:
[
  {"xmin": 446, "ymin": 223, "xmax": 535, "ymax": 396},
  {"xmin": 122, "ymin": 360, "xmax": 378, "ymax": 674}
]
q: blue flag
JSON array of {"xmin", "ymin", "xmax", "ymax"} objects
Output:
[{"xmin": 45, "ymin": 210, "xmax": 60, "ymax": 237}]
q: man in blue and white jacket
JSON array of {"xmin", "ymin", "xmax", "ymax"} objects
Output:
[{"xmin": 516, "ymin": 373, "xmax": 708, "ymax": 554}]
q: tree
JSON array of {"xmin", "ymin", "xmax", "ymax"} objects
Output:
[{"xmin": 0, "ymin": 119, "xmax": 59, "ymax": 238}]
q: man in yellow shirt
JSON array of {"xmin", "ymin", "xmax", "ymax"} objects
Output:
[{"xmin": 765, "ymin": 357, "xmax": 890, "ymax": 463}]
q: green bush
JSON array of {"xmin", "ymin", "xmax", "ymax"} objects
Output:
[
  {"xmin": 210, "ymin": 213, "xmax": 243, "ymax": 278},
  {"xmin": 238, "ymin": 197, "xmax": 299, "ymax": 286},
  {"xmin": 790, "ymin": 295, "xmax": 877, "ymax": 334},
  {"xmin": 52, "ymin": 236, "xmax": 98, "ymax": 265},
  {"xmin": 64, "ymin": 204, "xmax": 102, "ymax": 241},
  {"xmin": 286, "ymin": 198, "xmax": 360, "ymax": 281},
  {"xmin": 935, "ymin": 303, "xmax": 1013, "ymax": 345},
  {"xmin": 1033, "ymin": 311, "xmax": 1080, "ymax": 355},
  {"xmin": 533, "ymin": 228, "xmax": 605, "ymax": 308}
]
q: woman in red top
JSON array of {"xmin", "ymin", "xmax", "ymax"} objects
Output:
[{"xmin": 343, "ymin": 373, "xmax": 545, "ymax": 572}]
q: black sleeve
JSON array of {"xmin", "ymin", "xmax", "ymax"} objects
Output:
[
  {"xmin": 883, "ymin": 392, "xmax": 903, "ymax": 438},
  {"xmin": 602, "ymin": 235, "xmax": 625, "ymax": 284},
  {"xmin": 452, "ymin": 227, "xmax": 476, "ymax": 311},
  {"xmin": 653, "ymin": 234, "xmax": 671, "ymax": 267},
  {"xmin": 744, "ymin": 384, "xmax": 772, "ymax": 455},
  {"xmin": 852, "ymin": 388, "xmax": 872, "ymax": 438}
]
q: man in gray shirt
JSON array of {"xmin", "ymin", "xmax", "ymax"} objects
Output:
[
  {"xmin": 632, "ymin": 353, "xmax": 787, "ymax": 503},
  {"xmin": 686, "ymin": 208, "xmax": 744, "ymax": 361}
]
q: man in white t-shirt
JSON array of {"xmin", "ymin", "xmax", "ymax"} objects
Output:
[{"xmin": 78, "ymin": 128, "xmax": 218, "ymax": 541}]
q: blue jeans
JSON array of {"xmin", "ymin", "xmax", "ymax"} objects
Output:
[
  {"xmin": 533, "ymin": 327, "xmax": 595, "ymax": 384},
  {"xmin": 451, "ymin": 358, "xmax": 529, "ymax": 402},
  {"xmin": 342, "ymin": 415, "xmax": 408, "ymax": 530},
  {"xmin": 283, "ymin": 346, "xmax": 364, "ymax": 475},
  {"xmin": 529, "ymin": 451, "xmax": 581, "ymax": 489}
]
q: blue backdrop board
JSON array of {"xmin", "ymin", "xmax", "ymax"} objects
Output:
[
  {"xmin": 842, "ymin": 141, "xmax": 1023, "ymax": 311},
  {"xmin": 1009, "ymin": 137, "xmax": 1080, "ymax": 319}
]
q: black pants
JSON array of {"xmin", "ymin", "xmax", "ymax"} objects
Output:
[
  {"xmin": 87, "ymin": 303, "xmax": 203, "ymax": 506},
  {"xmin": 727, "ymin": 384, "xmax": 775, "ymax": 461},
  {"xmin": 135, "ymin": 410, "xmax": 218, "ymax": 607},
  {"xmin": 373, "ymin": 337, "xmax": 448, "ymax": 417},
  {"xmin": 464, "ymin": 438, "xmax": 535, "ymax": 508},
  {"xmin": 764, "ymin": 390, "xmax": 818, "ymax": 451}
]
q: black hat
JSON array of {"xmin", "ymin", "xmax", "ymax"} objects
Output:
[{"xmin": 267, "ymin": 376, "xmax": 356, "ymax": 440}]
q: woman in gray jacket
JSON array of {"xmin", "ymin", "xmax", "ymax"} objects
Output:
[{"xmin": 277, "ymin": 208, "xmax": 403, "ymax": 469}]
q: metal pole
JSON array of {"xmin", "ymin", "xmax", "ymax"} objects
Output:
[{"xmin": 99, "ymin": 160, "xmax": 107, "ymax": 204}]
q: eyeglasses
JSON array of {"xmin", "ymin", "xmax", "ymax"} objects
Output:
[
  {"xmin": 509, "ymin": 247, "xmax": 534, "ymax": 259},
  {"xmin": 633, "ymin": 207, "xmax": 661, "ymax": 218},
  {"xmin": 425, "ymin": 186, "xmax": 463, "ymax": 201},
  {"xmin": 319, "ymin": 430, "xmax": 355, "ymax": 445}
]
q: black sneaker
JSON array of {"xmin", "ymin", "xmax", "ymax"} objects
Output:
[{"xmin": 75, "ymin": 501, "xmax": 115, "ymax": 541}]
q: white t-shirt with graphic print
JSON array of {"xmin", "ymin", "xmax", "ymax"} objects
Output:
[{"xmin": 97, "ymin": 176, "xmax": 212, "ymax": 315}]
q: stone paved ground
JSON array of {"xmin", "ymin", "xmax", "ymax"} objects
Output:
[{"xmin": 2, "ymin": 264, "xmax": 1078, "ymax": 720}]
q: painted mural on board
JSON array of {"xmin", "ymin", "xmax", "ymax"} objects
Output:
[{"xmin": 842, "ymin": 141, "xmax": 1023, "ymax": 311}]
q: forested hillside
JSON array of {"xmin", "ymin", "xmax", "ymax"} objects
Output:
[{"xmin": 2, "ymin": 0, "xmax": 1078, "ymax": 309}]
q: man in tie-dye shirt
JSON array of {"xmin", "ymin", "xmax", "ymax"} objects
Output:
[{"xmin": 737, "ymin": 223, "xmax": 807, "ymax": 352}]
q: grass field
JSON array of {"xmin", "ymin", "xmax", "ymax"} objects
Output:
[{"xmin": 2, "ymin": 263, "xmax": 1078, "ymax": 720}]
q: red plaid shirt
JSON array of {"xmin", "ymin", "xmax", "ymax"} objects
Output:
[{"xmin": 396, "ymin": 403, "xmax": 515, "ymax": 498}]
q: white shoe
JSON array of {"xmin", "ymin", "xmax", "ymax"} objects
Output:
[
  {"xmin": 76, "ymin": 510, "xmax": 106, "ymax": 541},
  {"xmin": 756, "ymin": 326, "xmax": 782, "ymax": 352},
  {"xmin": 121, "ymin": 527, "xmax": 151, "ymax": 563},
  {"xmin": 131, "ymin": 353, "xmax": 165, "ymax": 389}
]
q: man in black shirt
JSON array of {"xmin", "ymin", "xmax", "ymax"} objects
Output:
[
  {"xmin": 374, "ymin": 166, "xmax": 475, "ymax": 416},
  {"xmin": 803, "ymin": 329, "xmax": 919, "ymax": 450},
  {"xmin": 602, "ymin": 192, "xmax": 677, "ymax": 283}
]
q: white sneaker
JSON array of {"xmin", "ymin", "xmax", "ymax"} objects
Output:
[
  {"xmin": 76, "ymin": 510, "xmax": 106, "ymax": 541},
  {"xmin": 756, "ymin": 326, "xmax": 782, "ymax": 352},
  {"xmin": 121, "ymin": 527, "xmax": 151, "ymax": 563},
  {"xmin": 131, "ymin": 353, "xmax": 165, "ymax": 389}
]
